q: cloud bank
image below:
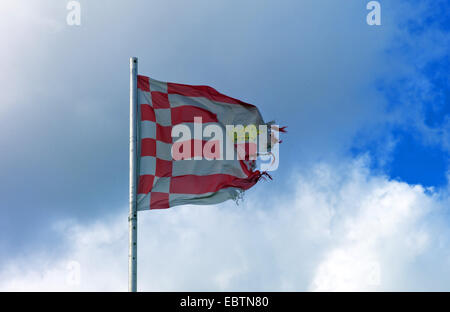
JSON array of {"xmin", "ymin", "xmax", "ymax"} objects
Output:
[{"xmin": 1, "ymin": 157, "xmax": 448, "ymax": 291}]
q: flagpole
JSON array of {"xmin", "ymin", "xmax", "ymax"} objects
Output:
[{"xmin": 129, "ymin": 57, "xmax": 138, "ymax": 292}]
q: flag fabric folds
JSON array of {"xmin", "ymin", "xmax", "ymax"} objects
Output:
[{"xmin": 136, "ymin": 75, "xmax": 270, "ymax": 210}]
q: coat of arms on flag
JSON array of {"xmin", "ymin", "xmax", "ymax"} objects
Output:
[{"xmin": 135, "ymin": 75, "xmax": 284, "ymax": 210}]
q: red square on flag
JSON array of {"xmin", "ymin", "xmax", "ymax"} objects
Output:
[
  {"xmin": 141, "ymin": 138, "xmax": 156, "ymax": 157},
  {"xmin": 141, "ymin": 104, "xmax": 156, "ymax": 122},
  {"xmin": 138, "ymin": 175, "xmax": 155, "ymax": 194},
  {"xmin": 156, "ymin": 124, "xmax": 172, "ymax": 143},
  {"xmin": 137, "ymin": 76, "xmax": 150, "ymax": 92},
  {"xmin": 150, "ymin": 192, "xmax": 169, "ymax": 209},
  {"xmin": 155, "ymin": 158, "xmax": 172, "ymax": 177},
  {"xmin": 151, "ymin": 92, "xmax": 170, "ymax": 109}
]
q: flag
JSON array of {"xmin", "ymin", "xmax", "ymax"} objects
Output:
[{"xmin": 136, "ymin": 75, "xmax": 276, "ymax": 210}]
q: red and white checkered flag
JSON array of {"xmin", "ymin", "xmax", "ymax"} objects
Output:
[{"xmin": 136, "ymin": 75, "xmax": 274, "ymax": 210}]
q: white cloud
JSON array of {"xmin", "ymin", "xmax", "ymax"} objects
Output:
[{"xmin": 1, "ymin": 157, "xmax": 449, "ymax": 291}]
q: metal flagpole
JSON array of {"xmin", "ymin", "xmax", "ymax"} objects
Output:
[{"xmin": 129, "ymin": 57, "xmax": 138, "ymax": 292}]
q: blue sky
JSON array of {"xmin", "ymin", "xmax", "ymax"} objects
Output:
[{"xmin": 0, "ymin": 0, "xmax": 449, "ymax": 291}]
